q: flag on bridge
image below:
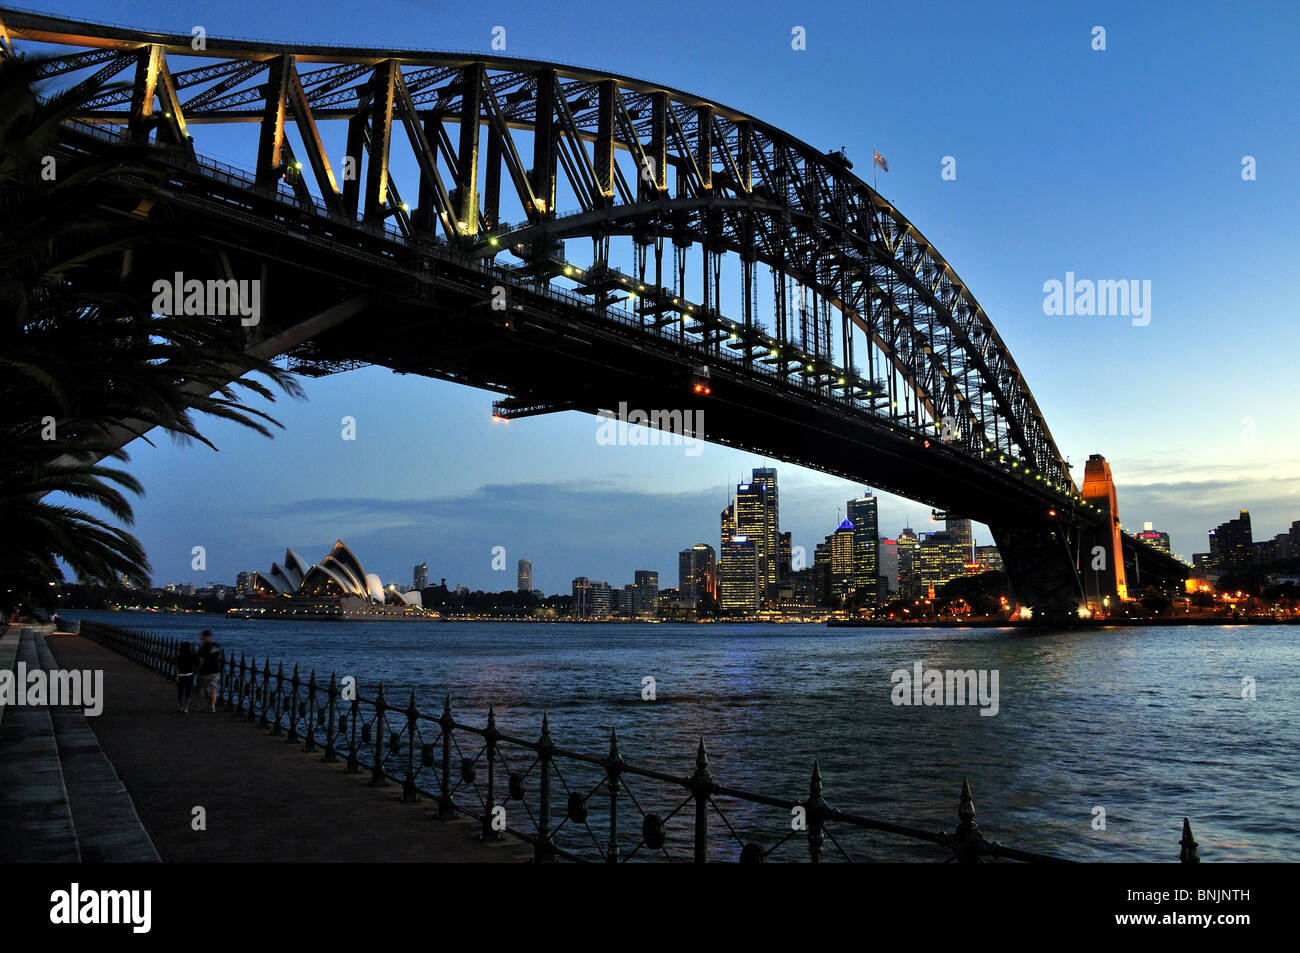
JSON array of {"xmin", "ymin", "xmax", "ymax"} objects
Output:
[{"xmin": 873, "ymin": 150, "xmax": 889, "ymax": 172}]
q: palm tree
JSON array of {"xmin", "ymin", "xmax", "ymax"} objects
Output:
[{"xmin": 0, "ymin": 54, "xmax": 301, "ymax": 614}]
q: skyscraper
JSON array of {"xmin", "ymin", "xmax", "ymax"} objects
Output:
[
  {"xmin": 779, "ymin": 531, "xmax": 793, "ymax": 580},
  {"xmin": 720, "ymin": 500, "xmax": 735, "ymax": 546},
  {"xmin": 572, "ymin": 577, "xmax": 612, "ymax": 617},
  {"xmin": 878, "ymin": 538, "xmax": 899, "ymax": 596},
  {"xmin": 517, "ymin": 558, "xmax": 532, "ymax": 592},
  {"xmin": 413, "ymin": 562, "xmax": 428, "ymax": 591},
  {"xmin": 1210, "ymin": 510, "xmax": 1253, "ymax": 575},
  {"xmin": 945, "ymin": 517, "xmax": 973, "ymax": 564},
  {"xmin": 633, "ymin": 570, "xmax": 659, "ymax": 616},
  {"xmin": 847, "ymin": 494, "xmax": 879, "ymax": 604},
  {"xmin": 735, "ymin": 478, "xmax": 777, "ymax": 599},
  {"xmin": 719, "ymin": 535, "xmax": 760, "ymax": 614},
  {"xmin": 830, "ymin": 518, "xmax": 855, "ymax": 603},
  {"xmin": 751, "ymin": 467, "xmax": 781, "ymax": 595},
  {"xmin": 896, "ymin": 527, "xmax": 920, "ymax": 599},
  {"xmin": 678, "ymin": 543, "xmax": 717, "ymax": 607},
  {"xmin": 1135, "ymin": 522, "xmax": 1170, "ymax": 554}
]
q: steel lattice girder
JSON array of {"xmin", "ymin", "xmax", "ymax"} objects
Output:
[{"xmin": 1, "ymin": 7, "xmax": 1074, "ymax": 495}]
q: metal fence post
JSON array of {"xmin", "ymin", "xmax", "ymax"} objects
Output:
[
  {"xmin": 323, "ymin": 671, "xmax": 339, "ymax": 763},
  {"xmin": 271, "ymin": 662, "xmax": 284, "ymax": 737},
  {"xmin": 344, "ymin": 691, "xmax": 360, "ymax": 774},
  {"xmin": 536, "ymin": 712, "xmax": 554, "ymax": 862},
  {"xmin": 1179, "ymin": 818, "xmax": 1200, "ymax": 863},
  {"xmin": 438, "ymin": 696, "xmax": 454, "ymax": 819},
  {"xmin": 303, "ymin": 670, "xmax": 319, "ymax": 752},
  {"xmin": 401, "ymin": 690, "xmax": 419, "ymax": 802},
  {"xmin": 370, "ymin": 681, "xmax": 388, "ymax": 786},
  {"xmin": 235, "ymin": 653, "xmax": 247, "ymax": 715},
  {"xmin": 606, "ymin": 728, "xmax": 622, "ymax": 864},
  {"xmin": 287, "ymin": 664, "xmax": 301, "ymax": 743},
  {"xmin": 952, "ymin": 778, "xmax": 984, "ymax": 863},
  {"xmin": 258, "ymin": 659, "xmax": 271, "ymax": 729},
  {"xmin": 690, "ymin": 739, "xmax": 713, "ymax": 864},
  {"xmin": 481, "ymin": 706, "xmax": 499, "ymax": 841},
  {"xmin": 807, "ymin": 760, "xmax": 826, "ymax": 863}
]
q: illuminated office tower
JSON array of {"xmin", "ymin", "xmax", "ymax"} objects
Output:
[
  {"xmin": 516, "ymin": 558, "xmax": 532, "ymax": 592},
  {"xmin": 846, "ymin": 494, "xmax": 879, "ymax": 604},
  {"xmin": 721, "ymin": 500, "xmax": 735, "ymax": 546},
  {"xmin": 878, "ymin": 538, "xmax": 899, "ymax": 596},
  {"xmin": 633, "ymin": 570, "xmax": 659, "ymax": 616},
  {"xmin": 413, "ymin": 562, "xmax": 429, "ymax": 591},
  {"xmin": 735, "ymin": 480, "xmax": 777, "ymax": 599},
  {"xmin": 719, "ymin": 535, "xmax": 760, "ymax": 614},
  {"xmin": 678, "ymin": 543, "xmax": 717, "ymax": 607},
  {"xmin": 830, "ymin": 518, "xmax": 856, "ymax": 603},
  {"xmin": 896, "ymin": 527, "xmax": 920, "ymax": 598},
  {"xmin": 750, "ymin": 467, "xmax": 781, "ymax": 595},
  {"xmin": 945, "ymin": 517, "xmax": 973, "ymax": 563},
  {"xmin": 1135, "ymin": 521, "xmax": 1170, "ymax": 554}
]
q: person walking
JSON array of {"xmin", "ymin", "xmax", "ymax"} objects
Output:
[
  {"xmin": 175, "ymin": 641, "xmax": 197, "ymax": 713},
  {"xmin": 195, "ymin": 630, "xmax": 223, "ymax": 712}
]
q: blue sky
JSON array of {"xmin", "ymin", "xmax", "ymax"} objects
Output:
[{"xmin": 28, "ymin": 0, "xmax": 1300, "ymax": 592}]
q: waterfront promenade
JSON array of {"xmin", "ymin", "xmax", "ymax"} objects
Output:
[{"xmin": 1, "ymin": 627, "xmax": 528, "ymax": 863}]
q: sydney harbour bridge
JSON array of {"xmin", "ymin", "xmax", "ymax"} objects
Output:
[{"xmin": 2, "ymin": 8, "xmax": 1186, "ymax": 617}]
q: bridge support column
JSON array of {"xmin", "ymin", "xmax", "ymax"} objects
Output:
[
  {"xmin": 991, "ymin": 521, "xmax": 1086, "ymax": 621},
  {"xmin": 1079, "ymin": 454, "xmax": 1128, "ymax": 614}
]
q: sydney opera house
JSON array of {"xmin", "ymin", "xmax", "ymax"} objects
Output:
[{"xmin": 229, "ymin": 540, "xmax": 433, "ymax": 621}]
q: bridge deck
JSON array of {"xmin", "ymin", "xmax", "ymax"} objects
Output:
[{"xmin": 39, "ymin": 634, "xmax": 529, "ymax": 863}]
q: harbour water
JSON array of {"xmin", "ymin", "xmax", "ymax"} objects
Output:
[{"xmin": 64, "ymin": 611, "xmax": 1299, "ymax": 861}]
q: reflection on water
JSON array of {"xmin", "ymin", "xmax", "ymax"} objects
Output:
[{"xmin": 70, "ymin": 612, "xmax": 1299, "ymax": 861}]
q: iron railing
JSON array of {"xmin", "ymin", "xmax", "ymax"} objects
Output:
[{"xmin": 78, "ymin": 620, "xmax": 1201, "ymax": 864}]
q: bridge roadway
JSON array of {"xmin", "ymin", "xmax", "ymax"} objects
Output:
[{"xmin": 1, "ymin": 630, "xmax": 527, "ymax": 863}]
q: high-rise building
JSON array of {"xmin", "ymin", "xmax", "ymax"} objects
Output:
[
  {"xmin": 235, "ymin": 570, "xmax": 256, "ymax": 596},
  {"xmin": 1135, "ymin": 522, "xmax": 1170, "ymax": 554},
  {"xmin": 945, "ymin": 517, "xmax": 973, "ymax": 564},
  {"xmin": 750, "ymin": 467, "xmax": 781, "ymax": 596},
  {"xmin": 719, "ymin": 535, "xmax": 760, "ymax": 614},
  {"xmin": 572, "ymin": 577, "xmax": 612, "ymax": 617},
  {"xmin": 779, "ymin": 532, "xmax": 793, "ymax": 581},
  {"xmin": 414, "ymin": 562, "xmax": 429, "ymax": 591},
  {"xmin": 896, "ymin": 527, "xmax": 920, "ymax": 599},
  {"xmin": 830, "ymin": 518, "xmax": 855, "ymax": 603},
  {"xmin": 813, "ymin": 541, "xmax": 831, "ymax": 605},
  {"xmin": 735, "ymin": 478, "xmax": 777, "ymax": 599},
  {"xmin": 878, "ymin": 539, "xmax": 900, "ymax": 596},
  {"xmin": 517, "ymin": 558, "xmax": 532, "ymax": 592},
  {"xmin": 847, "ymin": 494, "xmax": 879, "ymax": 604},
  {"xmin": 973, "ymin": 545, "xmax": 1004, "ymax": 573},
  {"xmin": 918, "ymin": 531, "xmax": 965, "ymax": 593},
  {"xmin": 1209, "ymin": 510, "xmax": 1253, "ymax": 575},
  {"xmin": 633, "ymin": 570, "xmax": 659, "ymax": 616},
  {"xmin": 678, "ymin": 543, "xmax": 717, "ymax": 608},
  {"xmin": 720, "ymin": 501, "xmax": 735, "ymax": 546}
]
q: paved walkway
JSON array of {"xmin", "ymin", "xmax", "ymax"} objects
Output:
[{"xmin": 41, "ymin": 634, "xmax": 529, "ymax": 863}]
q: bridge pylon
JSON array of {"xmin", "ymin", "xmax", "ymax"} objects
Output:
[{"xmin": 1079, "ymin": 454, "xmax": 1128, "ymax": 614}]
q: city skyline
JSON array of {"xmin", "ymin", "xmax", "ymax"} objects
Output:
[{"xmin": 45, "ymin": 0, "xmax": 1300, "ymax": 595}]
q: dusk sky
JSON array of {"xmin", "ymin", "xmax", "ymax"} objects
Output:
[{"xmin": 40, "ymin": 0, "xmax": 1300, "ymax": 593}]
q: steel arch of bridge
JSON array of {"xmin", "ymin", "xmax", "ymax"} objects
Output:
[{"xmin": 2, "ymin": 6, "xmax": 1078, "ymax": 500}]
